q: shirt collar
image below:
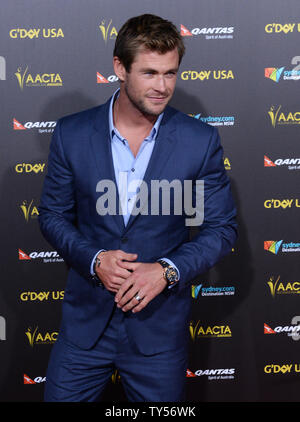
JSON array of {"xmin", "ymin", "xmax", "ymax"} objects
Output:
[{"xmin": 108, "ymin": 88, "xmax": 164, "ymax": 143}]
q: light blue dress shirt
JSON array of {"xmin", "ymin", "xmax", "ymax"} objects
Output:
[{"xmin": 91, "ymin": 89, "xmax": 179, "ymax": 279}]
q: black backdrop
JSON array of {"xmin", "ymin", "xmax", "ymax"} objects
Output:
[{"xmin": 1, "ymin": 0, "xmax": 300, "ymax": 402}]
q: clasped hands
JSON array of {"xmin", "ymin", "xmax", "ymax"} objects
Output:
[{"xmin": 95, "ymin": 250, "xmax": 167, "ymax": 313}]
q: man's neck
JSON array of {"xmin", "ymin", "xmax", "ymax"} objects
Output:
[{"xmin": 113, "ymin": 89, "xmax": 157, "ymax": 137}]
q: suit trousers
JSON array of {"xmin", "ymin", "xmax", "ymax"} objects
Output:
[{"xmin": 44, "ymin": 305, "xmax": 188, "ymax": 402}]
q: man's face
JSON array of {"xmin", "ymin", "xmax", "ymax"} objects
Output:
[{"xmin": 120, "ymin": 48, "xmax": 179, "ymax": 117}]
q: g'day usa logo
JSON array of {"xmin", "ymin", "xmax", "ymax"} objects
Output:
[{"xmin": 18, "ymin": 249, "xmax": 63, "ymax": 263}]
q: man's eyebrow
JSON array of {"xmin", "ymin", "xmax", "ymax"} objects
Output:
[{"xmin": 140, "ymin": 67, "xmax": 179, "ymax": 73}]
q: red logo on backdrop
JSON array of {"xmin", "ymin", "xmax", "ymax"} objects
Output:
[
  {"xmin": 181, "ymin": 24, "xmax": 193, "ymax": 36},
  {"xmin": 19, "ymin": 249, "xmax": 31, "ymax": 260},
  {"xmin": 13, "ymin": 118, "xmax": 26, "ymax": 130},
  {"xmin": 264, "ymin": 156, "xmax": 276, "ymax": 167},
  {"xmin": 24, "ymin": 374, "xmax": 35, "ymax": 384},
  {"xmin": 97, "ymin": 72, "xmax": 109, "ymax": 84},
  {"xmin": 186, "ymin": 369, "xmax": 197, "ymax": 377},
  {"xmin": 264, "ymin": 323, "xmax": 276, "ymax": 334}
]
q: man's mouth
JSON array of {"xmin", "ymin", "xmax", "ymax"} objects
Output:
[{"xmin": 147, "ymin": 96, "xmax": 168, "ymax": 102}]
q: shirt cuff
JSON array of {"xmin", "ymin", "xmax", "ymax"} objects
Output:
[
  {"xmin": 90, "ymin": 249, "xmax": 106, "ymax": 275},
  {"xmin": 158, "ymin": 258, "xmax": 180, "ymax": 280}
]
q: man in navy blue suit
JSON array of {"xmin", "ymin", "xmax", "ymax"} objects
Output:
[{"xmin": 39, "ymin": 14, "xmax": 237, "ymax": 402}]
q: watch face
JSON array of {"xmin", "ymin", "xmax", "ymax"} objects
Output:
[{"xmin": 166, "ymin": 268, "xmax": 178, "ymax": 282}]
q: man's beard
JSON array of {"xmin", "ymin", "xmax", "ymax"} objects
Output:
[{"xmin": 125, "ymin": 84, "xmax": 169, "ymax": 117}]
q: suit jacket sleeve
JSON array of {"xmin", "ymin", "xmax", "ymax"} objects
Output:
[
  {"xmin": 38, "ymin": 119, "xmax": 101, "ymax": 279},
  {"xmin": 165, "ymin": 126, "xmax": 237, "ymax": 290}
]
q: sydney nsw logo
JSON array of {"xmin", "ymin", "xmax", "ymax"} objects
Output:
[
  {"xmin": 265, "ymin": 56, "xmax": 300, "ymax": 82},
  {"xmin": 264, "ymin": 240, "xmax": 300, "ymax": 254}
]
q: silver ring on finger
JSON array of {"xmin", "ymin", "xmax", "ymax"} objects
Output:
[{"xmin": 135, "ymin": 294, "xmax": 142, "ymax": 302}]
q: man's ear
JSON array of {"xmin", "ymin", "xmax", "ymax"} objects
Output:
[{"xmin": 113, "ymin": 56, "xmax": 126, "ymax": 82}]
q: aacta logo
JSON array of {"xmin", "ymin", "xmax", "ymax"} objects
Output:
[
  {"xmin": 189, "ymin": 321, "xmax": 232, "ymax": 339},
  {"xmin": 20, "ymin": 200, "xmax": 39, "ymax": 221},
  {"xmin": 99, "ymin": 19, "xmax": 118, "ymax": 42},
  {"xmin": 97, "ymin": 72, "xmax": 118, "ymax": 84},
  {"xmin": 267, "ymin": 275, "xmax": 300, "ymax": 297},
  {"xmin": 268, "ymin": 105, "xmax": 300, "ymax": 127},
  {"xmin": 15, "ymin": 66, "xmax": 63, "ymax": 89},
  {"xmin": 25, "ymin": 326, "xmax": 58, "ymax": 346}
]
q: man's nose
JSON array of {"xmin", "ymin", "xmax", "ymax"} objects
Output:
[{"xmin": 153, "ymin": 75, "xmax": 167, "ymax": 92}]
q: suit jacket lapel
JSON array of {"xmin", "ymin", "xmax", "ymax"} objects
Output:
[
  {"xmin": 124, "ymin": 107, "xmax": 178, "ymax": 232},
  {"xmin": 89, "ymin": 99, "xmax": 125, "ymax": 233}
]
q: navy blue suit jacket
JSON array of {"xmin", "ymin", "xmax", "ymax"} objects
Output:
[{"xmin": 38, "ymin": 96, "xmax": 237, "ymax": 354}]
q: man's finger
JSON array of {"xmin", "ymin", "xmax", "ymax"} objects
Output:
[
  {"xmin": 132, "ymin": 296, "xmax": 150, "ymax": 313},
  {"xmin": 121, "ymin": 293, "xmax": 145, "ymax": 312},
  {"xmin": 117, "ymin": 251, "xmax": 138, "ymax": 261},
  {"xmin": 116, "ymin": 286, "xmax": 137, "ymax": 308},
  {"xmin": 114, "ymin": 266, "xmax": 133, "ymax": 279},
  {"xmin": 117, "ymin": 259, "xmax": 139, "ymax": 272},
  {"xmin": 114, "ymin": 276, "xmax": 134, "ymax": 303}
]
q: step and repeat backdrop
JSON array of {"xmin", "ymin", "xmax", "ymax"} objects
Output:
[{"xmin": 1, "ymin": 0, "xmax": 300, "ymax": 402}]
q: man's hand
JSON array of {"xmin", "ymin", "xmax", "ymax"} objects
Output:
[
  {"xmin": 95, "ymin": 250, "xmax": 138, "ymax": 293},
  {"xmin": 114, "ymin": 261, "xmax": 167, "ymax": 313}
]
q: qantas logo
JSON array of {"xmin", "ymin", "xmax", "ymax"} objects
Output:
[
  {"xmin": 264, "ymin": 322, "xmax": 300, "ymax": 338},
  {"xmin": 181, "ymin": 25, "xmax": 193, "ymax": 36},
  {"xmin": 97, "ymin": 72, "xmax": 118, "ymax": 84},
  {"xmin": 264, "ymin": 155, "xmax": 300, "ymax": 170},
  {"xmin": 24, "ymin": 374, "xmax": 35, "ymax": 384},
  {"xmin": 264, "ymin": 155, "xmax": 276, "ymax": 167},
  {"xmin": 187, "ymin": 368, "xmax": 235, "ymax": 380},
  {"xmin": 13, "ymin": 118, "xmax": 26, "ymax": 130},
  {"xmin": 186, "ymin": 369, "xmax": 197, "ymax": 377},
  {"xmin": 264, "ymin": 323, "xmax": 276, "ymax": 334},
  {"xmin": 181, "ymin": 24, "xmax": 234, "ymax": 38},
  {"xmin": 24, "ymin": 374, "xmax": 46, "ymax": 384},
  {"xmin": 19, "ymin": 249, "xmax": 31, "ymax": 260},
  {"xmin": 13, "ymin": 118, "xmax": 56, "ymax": 133},
  {"xmin": 18, "ymin": 249, "xmax": 63, "ymax": 262}
]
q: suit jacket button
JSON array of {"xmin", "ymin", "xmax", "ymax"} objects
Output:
[{"xmin": 121, "ymin": 237, "xmax": 128, "ymax": 243}]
